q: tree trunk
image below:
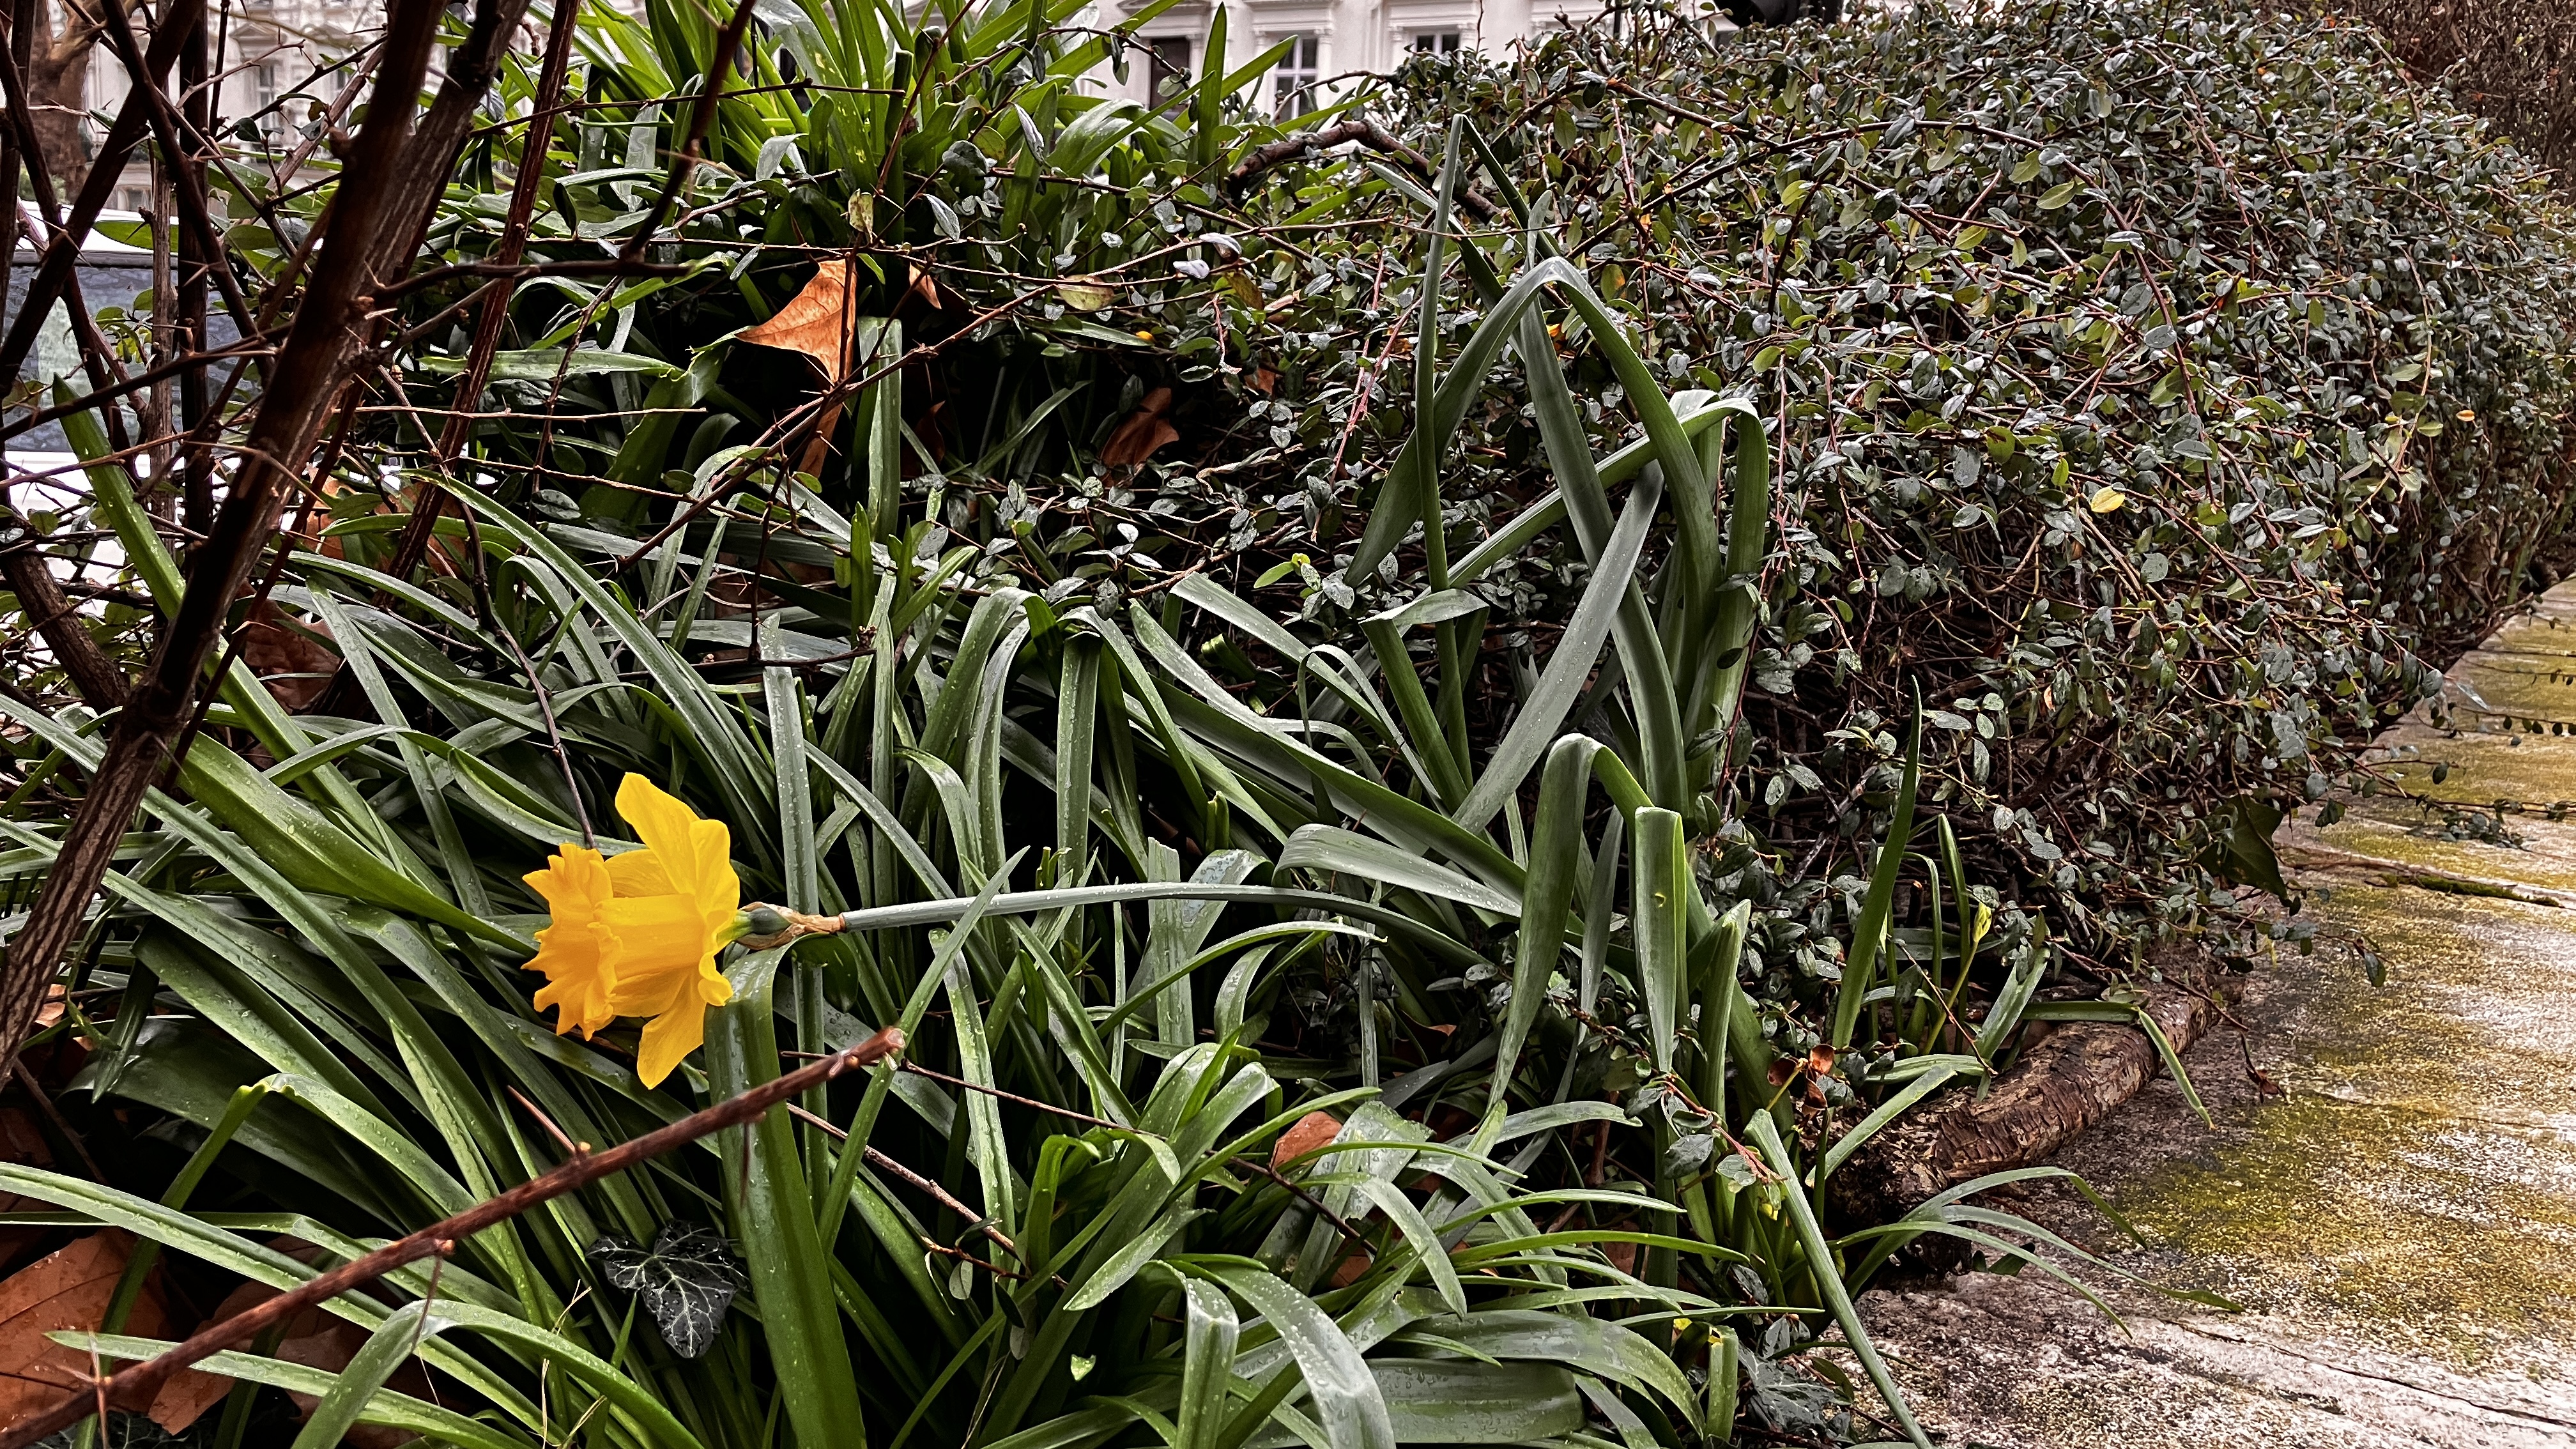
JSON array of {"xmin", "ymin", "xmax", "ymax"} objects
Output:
[{"xmin": 17, "ymin": 1, "xmax": 103, "ymax": 185}]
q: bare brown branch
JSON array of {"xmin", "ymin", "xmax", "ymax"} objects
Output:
[{"xmin": 0, "ymin": 0, "xmax": 452, "ymax": 1065}]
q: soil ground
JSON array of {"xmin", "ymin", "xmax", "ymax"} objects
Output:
[{"xmin": 1857, "ymin": 585, "xmax": 2576, "ymax": 1448}]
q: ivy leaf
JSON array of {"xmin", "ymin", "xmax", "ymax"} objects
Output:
[
  {"xmin": 1664, "ymin": 1131, "xmax": 1715, "ymax": 1176},
  {"xmin": 592, "ymin": 1223, "xmax": 749, "ymax": 1359},
  {"xmin": 1743, "ymin": 1349, "xmax": 1844, "ymax": 1434}
]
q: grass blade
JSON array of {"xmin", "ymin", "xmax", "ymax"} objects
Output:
[{"xmin": 1632, "ymin": 806, "xmax": 1689, "ymax": 1078}]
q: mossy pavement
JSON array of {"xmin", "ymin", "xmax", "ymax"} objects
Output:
[{"xmin": 1858, "ymin": 586, "xmax": 2576, "ymax": 1448}]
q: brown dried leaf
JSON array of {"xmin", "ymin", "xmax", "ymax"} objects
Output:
[
  {"xmin": 1800, "ymin": 1044, "xmax": 1839, "ymax": 1105},
  {"xmin": 1099, "ymin": 387, "xmax": 1179, "ymax": 468},
  {"xmin": 1271, "ymin": 1110, "xmax": 1342, "ymax": 1170},
  {"xmin": 241, "ymin": 600, "xmax": 338, "ymax": 712},
  {"xmin": 0, "ymin": 1232, "xmax": 218, "ymax": 1430},
  {"xmin": 740, "ymin": 259, "xmax": 863, "ymax": 381},
  {"xmin": 905, "ymin": 264, "xmax": 943, "ymax": 314},
  {"xmin": 0, "ymin": 1111, "xmax": 52, "ymax": 1278}
]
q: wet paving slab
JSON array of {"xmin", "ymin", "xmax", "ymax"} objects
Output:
[{"xmin": 1859, "ymin": 586, "xmax": 2576, "ymax": 1447}]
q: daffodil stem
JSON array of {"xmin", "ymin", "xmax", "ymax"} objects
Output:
[
  {"xmin": 739, "ymin": 903, "xmax": 848, "ymax": 949},
  {"xmin": 0, "ymin": 1025, "xmax": 907, "ymax": 1449}
]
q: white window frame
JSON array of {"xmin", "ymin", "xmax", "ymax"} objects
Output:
[{"xmin": 1269, "ymin": 32, "xmax": 1320, "ymax": 118}]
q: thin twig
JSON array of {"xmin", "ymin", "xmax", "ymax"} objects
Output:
[
  {"xmin": 10, "ymin": 1059, "xmax": 106, "ymax": 1182},
  {"xmin": 1225, "ymin": 116, "xmax": 1501, "ymax": 220},
  {"xmin": 781, "ymin": 1101, "xmax": 1022, "ymax": 1260}
]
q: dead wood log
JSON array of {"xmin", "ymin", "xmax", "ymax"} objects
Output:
[{"xmin": 1827, "ymin": 950, "xmax": 2242, "ymax": 1229}]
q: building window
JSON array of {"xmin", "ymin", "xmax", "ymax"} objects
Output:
[
  {"xmin": 253, "ymin": 63, "xmax": 280, "ymax": 141},
  {"xmin": 1271, "ymin": 33, "xmax": 1319, "ymax": 118},
  {"xmin": 1146, "ymin": 36, "xmax": 1191, "ymax": 102},
  {"xmin": 119, "ymin": 186, "xmax": 151, "ymax": 213},
  {"xmin": 1411, "ymin": 30, "xmax": 1462, "ymax": 54}
]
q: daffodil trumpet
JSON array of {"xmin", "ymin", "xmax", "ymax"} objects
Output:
[{"xmin": 521, "ymin": 774, "xmax": 748, "ymax": 1088}]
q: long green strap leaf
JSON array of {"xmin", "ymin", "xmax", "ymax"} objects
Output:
[
  {"xmin": 1453, "ymin": 467, "xmax": 1662, "ymax": 833},
  {"xmin": 1742, "ymin": 1114, "xmax": 1930, "ymax": 1448},
  {"xmin": 1193, "ymin": 1260, "xmax": 1395, "ymax": 1449},
  {"xmin": 708, "ymin": 951, "xmax": 871, "ymax": 1448}
]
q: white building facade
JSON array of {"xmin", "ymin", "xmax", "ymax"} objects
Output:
[
  {"xmin": 1103, "ymin": 0, "xmax": 1653, "ymax": 112},
  {"xmin": 82, "ymin": 0, "xmax": 372, "ymax": 211}
]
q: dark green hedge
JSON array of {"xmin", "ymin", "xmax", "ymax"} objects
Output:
[{"xmin": 1184, "ymin": 0, "xmax": 2576, "ymax": 982}]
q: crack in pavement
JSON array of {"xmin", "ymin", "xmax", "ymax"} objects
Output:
[{"xmin": 2166, "ymin": 1319, "xmax": 2576, "ymax": 1434}]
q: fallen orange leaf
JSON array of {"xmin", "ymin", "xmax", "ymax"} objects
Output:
[
  {"xmin": 241, "ymin": 600, "xmax": 339, "ymax": 712},
  {"xmin": 741, "ymin": 259, "xmax": 866, "ymax": 381},
  {"xmin": 149, "ymin": 1241, "xmax": 430, "ymax": 1443},
  {"xmin": 0, "ymin": 1230, "xmax": 226, "ymax": 1434},
  {"xmin": 904, "ymin": 263, "xmax": 942, "ymax": 314},
  {"xmin": 1100, "ymin": 387, "xmax": 1179, "ymax": 468},
  {"xmin": 1271, "ymin": 1110, "xmax": 1342, "ymax": 1170}
]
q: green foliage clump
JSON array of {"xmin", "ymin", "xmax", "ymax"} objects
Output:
[
  {"xmin": 2324, "ymin": 0, "xmax": 2576, "ymax": 180},
  {"xmin": 9, "ymin": 3, "xmax": 2576, "ymax": 1448}
]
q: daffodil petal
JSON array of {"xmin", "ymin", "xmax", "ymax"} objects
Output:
[
  {"xmin": 525, "ymin": 846, "xmax": 616, "ymax": 1037},
  {"xmin": 615, "ymin": 775, "xmax": 740, "ymax": 917},
  {"xmin": 602, "ymin": 847, "xmax": 678, "ymax": 898},
  {"xmin": 635, "ymin": 999, "xmax": 710, "ymax": 1089},
  {"xmin": 532, "ymin": 967, "xmax": 613, "ymax": 1038},
  {"xmin": 600, "ymin": 894, "xmax": 716, "ymax": 1015},
  {"xmin": 525, "ymin": 843, "xmax": 612, "ymax": 911}
]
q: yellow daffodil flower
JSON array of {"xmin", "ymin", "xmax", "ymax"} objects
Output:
[{"xmin": 523, "ymin": 774, "xmax": 744, "ymax": 1087}]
